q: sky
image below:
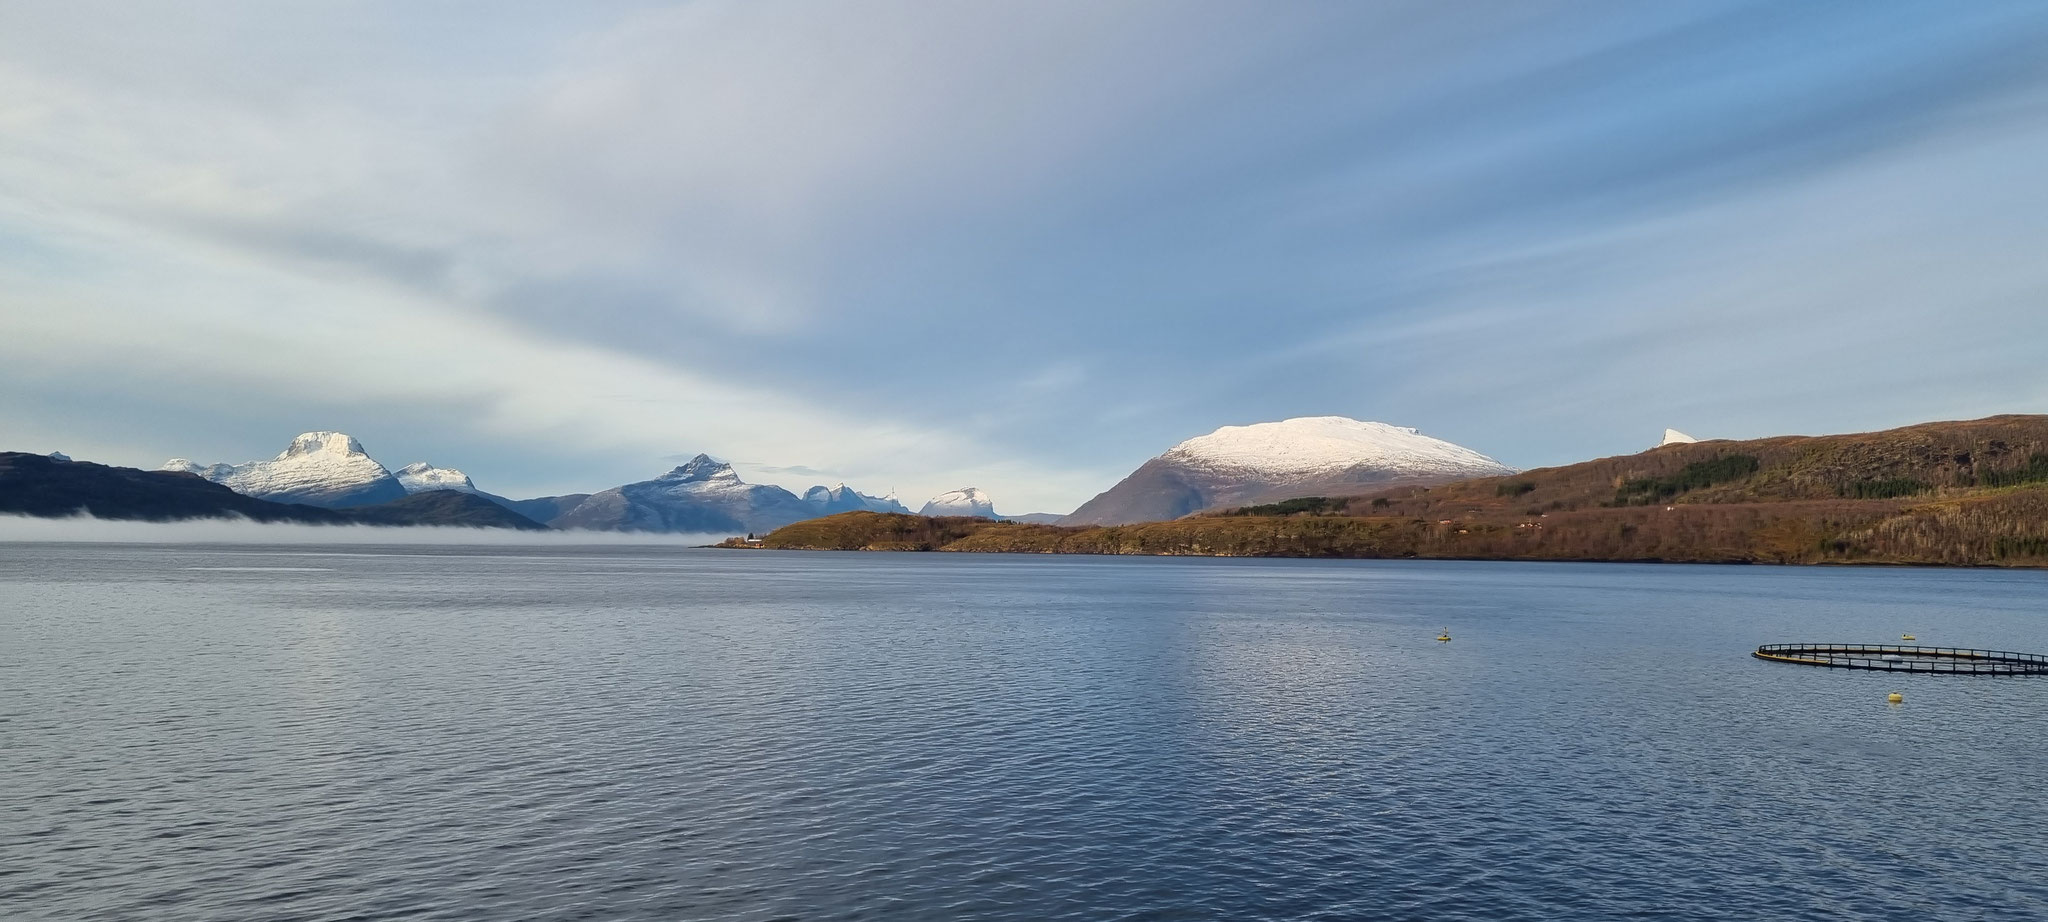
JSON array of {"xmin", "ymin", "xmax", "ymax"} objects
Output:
[{"xmin": 3, "ymin": 1, "xmax": 2046, "ymax": 515}]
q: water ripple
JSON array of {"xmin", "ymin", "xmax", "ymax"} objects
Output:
[{"xmin": 3, "ymin": 546, "xmax": 2046, "ymax": 920}]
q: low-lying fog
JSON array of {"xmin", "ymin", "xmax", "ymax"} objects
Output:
[{"xmin": 0, "ymin": 515, "xmax": 728, "ymax": 546}]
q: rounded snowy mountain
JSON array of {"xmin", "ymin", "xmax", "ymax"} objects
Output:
[
  {"xmin": 1164, "ymin": 417, "xmax": 1511, "ymax": 479},
  {"xmin": 1065, "ymin": 416, "xmax": 1514, "ymax": 526},
  {"xmin": 920, "ymin": 487, "xmax": 999, "ymax": 520}
]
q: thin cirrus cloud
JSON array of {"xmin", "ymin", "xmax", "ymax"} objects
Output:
[{"xmin": 0, "ymin": 1, "xmax": 2045, "ymax": 513}]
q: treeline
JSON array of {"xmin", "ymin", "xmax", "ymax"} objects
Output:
[{"xmin": 1609, "ymin": 454, "xmax": 1759, "ymax": 506}]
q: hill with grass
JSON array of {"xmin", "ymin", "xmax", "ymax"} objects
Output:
[{"xmin": 723, "ymin": 415, "xmax": 2048, "ymax": 567}]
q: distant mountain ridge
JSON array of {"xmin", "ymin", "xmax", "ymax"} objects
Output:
[
  {"xmin": 2, "ymin": 452, "xmax": 544, "ymax": 528},
  {"xmin": 149, "ymin": 432, "xmax": 907, "ymax": 534},
  {"xmin": 804, "ymin": 483, "xmax": 911, "ymax": 515},
  {"xmin": 1065, "ymin": 416, "xmax": 1514, "ymax": 526},
  {"xmin": 539, "ymin": 455, "xmax": 904, "ymax": 533},
  {"xmin": 551, "ymin": 454, "xmax": 816, "ymax": 533}
]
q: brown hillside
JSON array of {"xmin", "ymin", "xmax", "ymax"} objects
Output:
[
  {"xmin": 723, "ymin": 416, "xmax": 2048, "ymax": 568},
  {"xmin": 1325, "ymin": 414, "xmax": 2048, "ymax": 518}
]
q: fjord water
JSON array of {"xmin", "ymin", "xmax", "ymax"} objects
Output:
[{"xmin": 5, "ymin": 546, "xmax": 2046, "ymax": 921}]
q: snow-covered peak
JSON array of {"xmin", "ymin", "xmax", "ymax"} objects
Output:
[
  {"xmin": 395, "ymin": 462, "xmax": 479, "ymax": 494},
  {"xmin": 159, "ymin": 432, "xmax": 403, "ymax": 508},
  {"xmin": 659, "ymin": 454, "xmax": 741, "ymax": 485},
  {"xmin": 281, "ymin": 431, "xmax": 367, "ymax": 459},
  {"xmin": 804, "ymin": 483, "xmax": 857, "ymax": 504},
  {"xmin": 1162, "ymin": 417, "xmax": 1513, "ymax": 478},
  {"xmin": 920, "ymin": 487, "xmax": 998, "ymax": 519},
  {"xmin": 1660, "ymin": 429, "xmax": 1699, "ymax": 446}
]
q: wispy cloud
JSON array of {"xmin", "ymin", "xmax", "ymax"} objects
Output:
[{"xmin": 1, "ymin": 1, "xmax": 2045, "ymax": 513}]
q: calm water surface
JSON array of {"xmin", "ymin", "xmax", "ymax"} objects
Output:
[{"xmin": 4, "ymin": 544, "xmax": 2047, "ymax": 921}]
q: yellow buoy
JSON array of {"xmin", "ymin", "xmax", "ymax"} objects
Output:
[{"xmin": 1887, "ymin": 692, "xmax": 1904, "ymax": 704}]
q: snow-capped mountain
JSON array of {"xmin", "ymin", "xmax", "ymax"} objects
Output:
[
  {"xmin": 551, "ymin": 454, "xmax": 817, "ymax": 534},
  {"xmin": 394, "ymin": 462, "xmax": 480, "ymax": 494},
  {"xmin": 804, "ymin": 483, "xmax": 909, "ymax": 515},
  {"xmin": 1064, "ymin": 416, "xmax": 1515, "ymax": 526},
  {"xmin": 1659, "ymin": 428, "xmax": 1700, "ymax": 447},
  {"xmin": 163, "ymin": 431, "xmax": 408, "ymax": 508},
  {"xmin": 920, "ymin": 487, "xmax": 999, "ymax": 519}
]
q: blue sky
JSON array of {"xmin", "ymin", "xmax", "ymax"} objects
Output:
[{"xmin": 3, "ymin": 1, "xmax": 2046, "ymax": 513}]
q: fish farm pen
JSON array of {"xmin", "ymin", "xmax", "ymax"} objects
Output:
[{"xmin": 1753, "ymin": 643, "xmax": 2048, "ymax": 676}]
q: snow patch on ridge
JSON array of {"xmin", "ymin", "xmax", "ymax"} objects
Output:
[
  {"xmin": 395, "ymin": 462, "xmax": 479, "ymax": 494},
  {"xmin": 1164, "ymin": 417, "xmax": 1513, "ymax": 479}
]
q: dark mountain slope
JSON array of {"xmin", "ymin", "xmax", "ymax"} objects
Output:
[
  {"xmin": 342, "ymin": 490, "xmax": 547, "ymax": 530},
  {"xmin": 1, "ymin": 452, "xmax": 547, "ymax": 529},
  {"xmin": 0, "ymin": 452, "xmax": 342, "ymax": 523},
  {"xmin": 494, "ymin": 493, "xmax": 592, "ymax": 526}
]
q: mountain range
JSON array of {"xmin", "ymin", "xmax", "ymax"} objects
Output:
[
  {"xmin": 152, "ymin": 433, "xmax": 912, "ymax": 533},
  {"xmin": 1, "ymin": 451, "xmax": 545, "ymax": 529},
  {"xmin": 8, "ymin": 417, "xmax": 1514, "ymax": 533}
]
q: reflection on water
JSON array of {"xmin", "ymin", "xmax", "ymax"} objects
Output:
[{"xmin": 3, "ymin": 545, "xmax": 2046, "ymax": 920}]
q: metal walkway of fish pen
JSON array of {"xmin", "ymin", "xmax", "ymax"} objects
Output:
[{"xmin": 1753, "ymin": 643, "xmax": 2048, "ymax": 676}]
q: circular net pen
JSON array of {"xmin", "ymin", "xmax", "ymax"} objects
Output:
[{"xmin": 1754, "ymin": 643, "xmax": 2048, "ymax": 676}]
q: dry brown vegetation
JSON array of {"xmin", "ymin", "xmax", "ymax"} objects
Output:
[{"xmin": 722, "ymin": 416, "xmax": 2048, "ymax": 568}]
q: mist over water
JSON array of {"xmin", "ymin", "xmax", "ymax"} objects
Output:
[
  {"xmin": 5, "ymin": 546, "xmax": 2047, "ymax": 920},
  {"xmin": 0, "ymin": 514, "xmax": 726, "ymax": 546}
]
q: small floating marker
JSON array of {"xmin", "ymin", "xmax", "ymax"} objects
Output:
[{"xmin": 1887, "ymin": 692, "xmax": 1904, "ymax": 704}]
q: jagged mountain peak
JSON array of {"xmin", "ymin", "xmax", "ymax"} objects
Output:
[{"xmin": 659, "ymin": 454, "xmax": 741, "ymax": 484}]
